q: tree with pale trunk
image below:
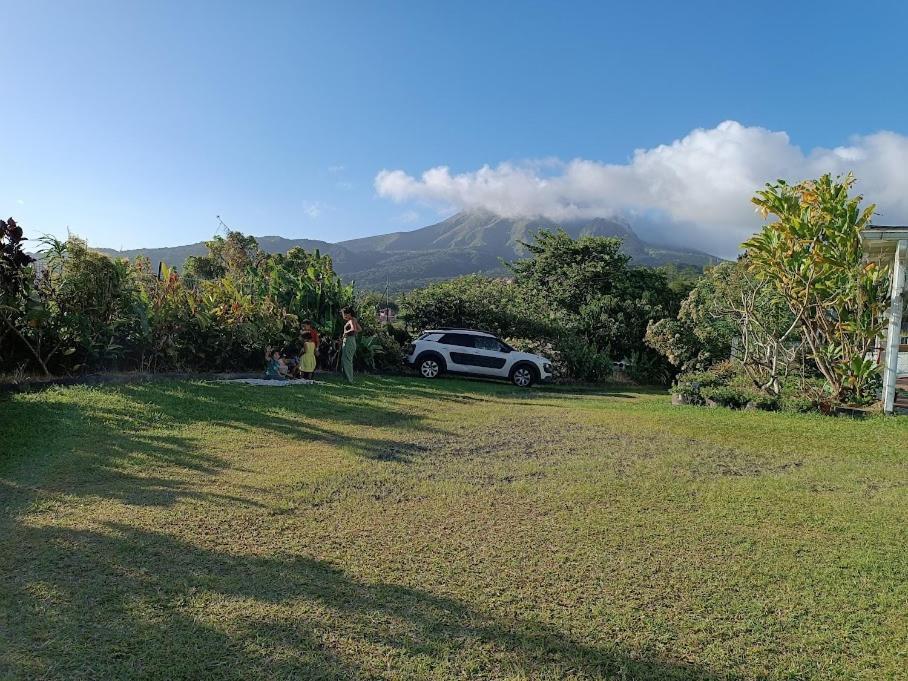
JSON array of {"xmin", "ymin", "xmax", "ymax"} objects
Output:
[{"xmin": 744, "ymin": 173, "xmax": 890, "ymax": 402}]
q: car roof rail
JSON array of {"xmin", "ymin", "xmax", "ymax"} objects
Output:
[{"xmin": 429, "ymin": 327, "xmax": 496, "ymax": 335}]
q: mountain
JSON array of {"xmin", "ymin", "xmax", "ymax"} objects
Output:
[
  {"xmin": 91, "ymin": 211, "xmax": 720, "ymax": 291},
  {"xmin": 92, "ymin": 236, "xmax": 373, "ymax": 276},
  {"xmin": 342, "ymin": 209, "xmax": 638, "ymax": 255},
  {"xmin": 342, "ymin": 209, "xmax": 713, "ymax": 264}
]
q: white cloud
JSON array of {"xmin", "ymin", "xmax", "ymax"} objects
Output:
[
  {"xmin": 16, "ymin": 199, "xmax": 24, "ymax": 205},
  {"xmin": 303, "ymin": 200, "xmax": 326, "ymax": 219},
  {"xmin": 375, "ymin": 121, "xmax": 908, "ymax": 257},
  {"xmin": 396, "ymin": 210, "xmax": 421, "ymax": 224}
]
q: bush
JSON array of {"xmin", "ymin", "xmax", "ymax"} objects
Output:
[
  {"xmin": 624, "ymin": 349, "xmax": 675, "ymax": 386},
  {"xmin": 673, "ymin": 361, "xmax": 833, "ymax": 412},
  {"xmin": 399, "ymin": 276, "xmax": 547, "ymax": 339},
  {"xmin": 355, "ymin": 331, "xmax": 403, "ymax": 373},
  {"xmin": 777, "ymin": 393, "xmax": 817, "ymax": 414},
  {"xmin": 700, "ymin": 384, "xmax": 751, "ymax": 409},
  {"xmin": 555, "ymin": 334, "xmax": 612, "ymax": 383},
  {"xmin": 775, "ymin": 376, "xmax": 826, "ymax": 413},
  {"xmin": 383, "ymin": 323, "xmax": 412, "ymax": 348},
  {"xmin": 673, "ymin": 360, "xmax": 739, "ymax": 399},
  {"xmin": 1, "ymin": 229, "xmax": 356, "ymax": 377},
  {"xmin": 673, "ymin": 361, "xmax": 778, "ymax": 409},
  {"xmin": 701, "ymin": 377, "xmax": 778, "ymax": 410}
]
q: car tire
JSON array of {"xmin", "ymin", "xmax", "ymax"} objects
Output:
[
  {"xmin": 418, "ymin": 355, "xmax": 443, "ymax": 379},
  {"xmin": 510, "ymin": 364, "xmax": 536, "ymax": 388}
]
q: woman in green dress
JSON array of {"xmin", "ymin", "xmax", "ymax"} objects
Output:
[
  {"xmin": 299, "ymin": 332, "xmax": 317, "ymax": 379},
  {"xmin": 340, "ymin": 307, "xmax": 361, "ymax": 383}
]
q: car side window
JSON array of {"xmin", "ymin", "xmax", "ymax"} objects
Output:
[
  {"xmin": 474, "ymin": 336, "xmax": 504, "ymax": 352},
  {"xmin": 439, "ymin": 333, "xmax": 475, "ymax": 347}
]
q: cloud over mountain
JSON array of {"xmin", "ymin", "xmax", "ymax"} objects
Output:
[{"xmin": 375, "ymin": 121, "xmax": 908, "ymax": 257}]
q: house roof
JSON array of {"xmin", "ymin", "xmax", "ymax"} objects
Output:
[
  {"xmin": 862, "ymin": 225, "xmax": 908, "ymax": 258},
  {"xmin": 864, "ymin": 224, "xmax": 908, "ymax": 231}
]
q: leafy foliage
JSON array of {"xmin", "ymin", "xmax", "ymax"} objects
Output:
[
  {"xmin": 509, "ymin": 230, "xmax": 681, "ymax": 359},
  {"xmin": 400, "ymin": 275, "xmax": 547, "ymax": 339},
  {"xmin": 183, "ymin": 231, "xmax": 265, "ymax": 281},
  {"xmin": 0, "ymin": 218, "xmax": 43, "ymax": 374},
  {"xmin": 652, "ymin": 174, "xmax": 891, "ymax": 408},
  {"xmin": 0, "ymin": 226, "xmax": 381, "ymax": 376},
  {"xmin": 745, "ymin": 173, "xmax": 889, "ymax": 401},
  {"xmin": 646, "ymin": 259, "xmax": 800, "ymax": 395},
  {"xmin": 400, "ymin": 230, "xmax": 685, "ymax": 383}
]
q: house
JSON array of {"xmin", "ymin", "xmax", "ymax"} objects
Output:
[
  {"xmin": 861, "ymin": 226, "xmax": 908, "ymax": 413},
  {"xmin": 378, "ymin": 307, "xmax": 396, "ymax": 325}
]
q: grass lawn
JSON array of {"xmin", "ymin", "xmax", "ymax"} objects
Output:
[{"xmin": 1, "ymin": 376, "xmax": 906, "ymax": 680}]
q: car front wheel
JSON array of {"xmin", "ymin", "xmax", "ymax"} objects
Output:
[
  {"xmin": 419, "ymin": 357, "xmax": 442, "ymax": 379},
  {"xmin": 510, "ymin": 365, "xmax": 535, "ymax": 388}
]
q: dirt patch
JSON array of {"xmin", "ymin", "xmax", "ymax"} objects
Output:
[{"xmin": 688, "ymin": 448, "xmax": 804, "ymax": 478}]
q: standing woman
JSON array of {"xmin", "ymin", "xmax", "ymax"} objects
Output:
[
  {"xmin": 299, "ymin": 332, "xmax": 317, "ymax": 380},
  {"xmin": 340, "ymin": 307, "xmax": 361, "ymax": 383}
]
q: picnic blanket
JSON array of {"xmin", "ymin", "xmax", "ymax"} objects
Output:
[{"xmin": 219, "ymin": 378, "xmax": 324, "ymax": 387}]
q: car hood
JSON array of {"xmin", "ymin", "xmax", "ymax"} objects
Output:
[{"xmin": 512, "ymin": 351, "xmax": 550, "ymax": 364}]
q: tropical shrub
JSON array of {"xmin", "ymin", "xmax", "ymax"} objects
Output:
[
  {"xmin": 624, "ymin": 349, "xmax": 675, "ymax": 386},
  {"xmin": 646, "ymin": 259, "xmax": 800, "ymax": 395},
  {"xmin": 700, "ymin": 376, "xmax": 778, "ymax": 410},
  {"xmin": 777, "ymin": 381, "xmax": 821, "ymax": 413},
  {"xmin": 672, "ymin": 360, "xmax": 833, "ymax": 412},
  {"xmin": 554, "ymin": 334, "xmax": 613, "ymax": 383},
  {"xmin": 400, "ymin": 275, "xmax": 548, "ymax": 339},
  {"xmin": 699, "ymin": 384, "xmax": 751, "ymax": 409},
  {"xmin": 0, "ymin": 226, "xmax": 357, "ymax": 377},
  {"xmin": 350, "ymin": 297, "xmax": 404, "ymax": 373},
  {"xmin": 745, "ymin": 173, "xmax": 890, "ymax": 402},
  {"xmin": 399, "ymin": 231, "xmax": 686, "ymax": 384},
  {"xmin": 644, "ymin": 317, "xmax": 703, "ymax": 371},
  {"xmin": 353, "ymin": 335, "xmax": 386, "ymax": 371},
  {"xmin": 509, "ymin": 230, "xmax": 682, "ymax": 362},
  {"xmin": 670, "ymin": 361, "xmax": 741, "ymax": 405},
  {"xmin": 0, "ymin": 218, "xmax": 43, "ymax": 374},
  {"xmin": 45, "ymin": 238, "xmax": 148, "ymax": 372}
]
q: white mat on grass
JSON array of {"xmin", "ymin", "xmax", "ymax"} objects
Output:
[{"xmin": 219, "ymin": 378, "xmax": 324, "ymax": 387}]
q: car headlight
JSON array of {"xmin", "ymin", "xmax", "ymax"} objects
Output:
[{"xmin": 543, "ymin": 363, "xmax": 553, "ymax": 372}]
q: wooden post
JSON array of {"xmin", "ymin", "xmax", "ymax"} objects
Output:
[{"xmin": 883, "ymin": 240, "xmax": 907, "ymax": 414}]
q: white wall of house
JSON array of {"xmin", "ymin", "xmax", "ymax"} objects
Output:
[{"xmin": 863, "ymin": 231, "xmax": 908, "ymax": 412}]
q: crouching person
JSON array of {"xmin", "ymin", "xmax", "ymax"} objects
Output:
[{"xmin": 265, "ymin": 346, "xmax": 288, "ymax": 380}]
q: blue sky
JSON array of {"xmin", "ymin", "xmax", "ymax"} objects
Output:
[{"xmin": 3, "ymin": 0, "xmax": 908, "ymax": 255}]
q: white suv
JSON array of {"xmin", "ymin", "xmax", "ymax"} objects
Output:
[{"xmin": 404, "ymin": 328, "xmax": 553, "ymax": 387}]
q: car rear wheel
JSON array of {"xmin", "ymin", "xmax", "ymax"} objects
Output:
[
  {"xmin": 419, "ymin": 357, "xmax": 442, "ymax": 379},
  {"xmin": 510, "ymin": 365, "xmax": 535, "ymax": 388}
]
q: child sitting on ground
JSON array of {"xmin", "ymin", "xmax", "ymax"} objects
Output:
[
  {"xmin": 282, "ymin": 344, "xmax": 301, "ymax": 377},
  {"xmin": 264, "ymin": 346, "xmax": 288, "ymax": 379}
]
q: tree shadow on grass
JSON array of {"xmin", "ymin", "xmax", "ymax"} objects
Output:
[
  {"xmin": 359, "ymin": 375, "xmax": 648, "ymax": 402},
  {"xmin": 0, "ymin": 375, "xmax": 649, "ymax": 515},
  {"xmin": 0, "ymin": 519, "xmax": 736, "ymax": 681},
  {"xmin": 0, "ymin": 380, "xmax": 447, "ymax": 513}
]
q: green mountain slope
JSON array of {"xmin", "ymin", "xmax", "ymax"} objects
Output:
[
  {"xmin": 341, "ymin": 210, "xmax": 716, "ymax": 267},
  {"xmin": 92, "ymin": 236, "xmax": 375, "ymax": 275},
  {"xmin": 89, "ymin": 211, "xmax": 720, "ymax": 291}
]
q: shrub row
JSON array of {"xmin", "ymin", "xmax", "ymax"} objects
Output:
[{"xmin": 672, "ymin": 361, "xmax": 824, "ymax": 413}]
